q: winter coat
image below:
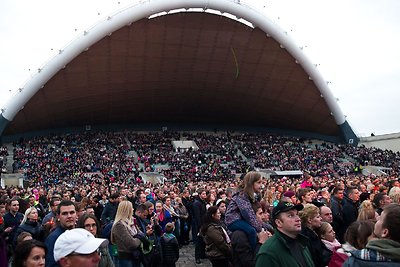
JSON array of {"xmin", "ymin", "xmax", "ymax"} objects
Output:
[
  {"xmin": 343, "ymin": 239, "xmax": 400, "ymax": 267},
  {"xmin": 202, "ymin": 222, "xmax": 232, "ymax": 260},
  {"xmin": 14, "ymin": 220, "xmax": 45, "ymax": 243},
  {"xmin": 225, "ymin": 192, "xmax": 262, "ymax": 232},
  {"xmin": 231, "ymin": 229, "xmax": 262, "ymax": 267},
  {"xmin": 160, "ymin": 233, "xmax": 179, "ymax": 265},
  {"xmin": 111, "ymin": 220, "xmax": 141, "ymax": 259},
  {"xmin": 256, "ymin": 230, "xmax": 315, "ymax": 267},
  {"xmin": 301, "ymin": 226, "xmax": 332, "ymax": 267}
]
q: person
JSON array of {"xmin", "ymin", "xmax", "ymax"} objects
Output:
[
  {"xmin": 299, "ymin": 204, "xmax": 332, "ymax": 267},
  {"xmin": 343, "ymin": 203, "xmax": 400, "ymax": 266},
  {"xmin": 225, "ymin": 171, "xmax": 263, "ymax": 251},
  {"xmin": 101, "ymin": 193, "xmax": 120, "ymax": 226},
  {"xmin": 3, "ymin": 197, "xmax": 24, "ymax": 247},
  {"xmin": 231, "ymin": 202, "xmax": 270, "ymax": 267},
  {"xmin": 282, "ymin": 190, "xmax": 297, "ymax": 204},
  {"xmin": 160, "ymin": 222, "xmax": 179, "ymax": 267},
  {"xmin": 330, "ymin": 187, "xmax": 346, "ymax": 243},
  {"xmin": 372, "ymin": 192, "xmax": 392, "ymax": 215},
  {"xmin": 329, "ymin": 220, "xmax": 375, "ymax": 267},
  {"xmin": 342, "ymin": 186, "xmax": 360, "ymax": 231},
  {"xmin": 42, "ymin": 198, "xmax": 60, "ymax": 230},
  {"xmin": 155, "ymin": 200, "xmax": 173, "ymax": 233},
  {"xmin": 315, "ymin": 222, "xmax": 341, "ymax": 252},
  {"xmin": 255, "ymin": 201, "xmax": 315, "ymax": 267},
  {"xmin": 389, "ymin": 186, "xmax": 400, "ymax": 204},
  {"xmin": 216, "ymin": 199, "xmax": 227, "ymax": 229},
  {"xmin": 297, "ymin": 188, "xmax": 313, "ymax": 205},
  {"xmin": 319, "ymin": 206, "xmax": 333, "ymax": 224},
  {"xmin": 45, "ymin": 200, "xmax": 77, "ymax": 267},
  {"xmin": 174, "ymin": 197, "xmax": 189, "ymax": 246},
  {"xmin": 53, "ymin": 228, "xmax": 108, "ymax": 267},
  {"xmin": 77, "ymin": 213, "xmax": 115, "ymax": 267},
  {"xmin": 192, "ymin": 188, "xmax": 207, "ymax": 264},
  {"xmin": 357, "ymin": 200, "xmax": 378, "ymax": 221},
  {"xmin": 200, "ymin": 206, "xmax": 232, "ymax": 267},
  {"xmin": 12, "ymin": 239, "xmax": 46, "ymax": 267},
  {"xmin": 27, "ymin": 195, "xmax": 46, "ymax": 222},
  {"xmin": 14, "ymin": 207, "xmax": 45, "ymax": 244},
  {"xmin": 111, "ymin": 200, "xmax": 142, "ymax": 267}
]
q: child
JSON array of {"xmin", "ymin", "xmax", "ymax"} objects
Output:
[
  {"xmin": 160, "ymin": 222, "xmax": 179, "ymax": 267},
  {"xmin": 225, "ymin": 171, "xmax": 264, "ymax": 250}
]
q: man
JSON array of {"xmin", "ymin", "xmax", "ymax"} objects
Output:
[
  {"xmin": 320, "ymin": 206, "xmax": 333, "ymax": 224},
  {"xmin": 54, "ymin": 228, "xmax": 108, "ymax": 267},
  {"xmin": 256, "ymin": 201, "xmax": 314, "ymax": 267},
  {"xmin": 343, "ymin": 186, "xmax": 360, "ymax": 231},
  {"xmin": 192, "ymin": 188, "xmax": 207, "ymax": 264},
  {"xmin": 3, "ymin": 197, "xmax": 24, "ymax": 247},
  {"xmin": 100, "ymin": 192, "xmax": 120, "ymax": 225},
  {"xmin": 42, "ymin": 197, "xmax": 61, "ymax": 225},
  {"xmin": 45, "ymin": 200, "xmax": 77, "ymax": 267},
  {"xmin": 373, "ymin": 192, "xmax": 392, "ymax": 215},
  {"xmin": 330, "ymin": 187, "xmax": 346, "ymax": 243},
  {"xmin": 28, "ymin": 194, "xmax": 46, "ymax": 221},
  {"xmin": 343, "ymin": 203, "xmax": 400, "ymax": 266}
]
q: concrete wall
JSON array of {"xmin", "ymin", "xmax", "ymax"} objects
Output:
[{"xmin": 360, "ymin": 133, "xmax": 400, "ymax": 152}]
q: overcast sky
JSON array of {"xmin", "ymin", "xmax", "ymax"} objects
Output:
[{"xmin": 1, "ymin": 0, "xmax": 399, "ymax": 137}]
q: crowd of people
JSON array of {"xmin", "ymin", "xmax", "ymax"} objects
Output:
[{"xmin": 0, "ymin": 130, "xmax": 400, "ymax": 267}]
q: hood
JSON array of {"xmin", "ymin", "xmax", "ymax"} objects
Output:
[{"xmin": 367, "ymin": 239, "xmax": 400, "ymax": 261}]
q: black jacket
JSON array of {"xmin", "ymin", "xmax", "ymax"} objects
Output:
[
  {"xmin": 301, "ymin": 226, "xmax": 332, "ymax": 267},
  {"xmin": 160, "ymin": 234, "xmax": 179, "ymax": 265}
]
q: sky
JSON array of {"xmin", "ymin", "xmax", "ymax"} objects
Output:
[{"xmin": 1, "ymin": 0, "xmax": 400, "ymax": 137}]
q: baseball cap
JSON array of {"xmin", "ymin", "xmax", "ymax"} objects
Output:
[
  {"xmin": 54, "ymin": 228, "xmax": 108, "ymax": 262},
  {"xmin": 272, "ymin": 201, "xmax": 303, "ymax": 219}
]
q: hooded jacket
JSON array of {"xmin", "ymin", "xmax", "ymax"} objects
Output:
[{"xmin": 343, "ymin": 239, "xmax": 400, "ymax": 266}]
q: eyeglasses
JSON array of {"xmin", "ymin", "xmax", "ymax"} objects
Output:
[
  {"xmin": 68, "ymin": 248, "xmax": 101, "ymax": 257},
  {"xmin": 84, "ymin": 223, "xmax": 97, "ymax": 229}
]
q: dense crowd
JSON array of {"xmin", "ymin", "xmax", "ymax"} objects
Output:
[{"xmin": 1, "ymin": 130, "xmax": 400, "ymax": 267}]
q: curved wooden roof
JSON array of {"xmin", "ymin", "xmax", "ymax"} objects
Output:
[{"xmin": 4, "ymin": 12, "xmax": 339, "ymax": 137}]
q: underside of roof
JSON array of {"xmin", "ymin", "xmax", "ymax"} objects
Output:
[
  {"xmin": 0, "ymin": 1, "xmax": 360, "ymax": 142},
  {"xmin": 3, "ymin": 12, "xmax": 343, "ymax": 139}
]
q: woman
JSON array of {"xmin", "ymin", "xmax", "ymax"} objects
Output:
[
  {"xmin": 14, "ymin": 207, "xmax": 44, "ymax": 244},
  {"xmin": 316, "ymin": 222, "xmax": 341, "ymax": 252},
  {"xmin": 174, "ymin": 197, "xmax": 189, "ymax": 246},
  {"xmin": 357, "ymin": 200, "xmax": 378, "ymax": 221},
  {"xmin": 299, "ymin": 203, "xmax": 332, "ymax": 267},
  {"xmin": 111, "ymin": 200, "xmax": 142, "ymax": 267},
  {"xmin": 155, "ymin": 200, "xmax": 173, "ymax": 232},
  {"xmin": 12, "ymin": 239, "xmax": 46, "ymax": 267},
  {"xmin": 329, "ymin": 220, "xmax": 375, "ymax": 267},
  {"xmin": 200, "ymin": 206, "xmax": 232, "ymax": 267},
  {"xmin": 77, "ymin": 213, "xmax": 114, "ymax": 267}
]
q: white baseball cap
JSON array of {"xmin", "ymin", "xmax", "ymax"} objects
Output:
[{"xmin": 54, "ymin": 228, "xmax": 108, "ymax": 262}]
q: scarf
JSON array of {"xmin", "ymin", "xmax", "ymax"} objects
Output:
[{"xmin": 322, "ymin": 238, "xmax": 341, "ymax": 251}]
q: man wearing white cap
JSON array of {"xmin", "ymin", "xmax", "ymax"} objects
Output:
[{"xmin": 54, "ymin": 228, "xmax": 108, "ymax": 267}]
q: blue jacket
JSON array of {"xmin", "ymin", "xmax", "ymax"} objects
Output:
[{"xmin": 45, "ymin": 226, "xmax": 66, "ymax": 267}]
